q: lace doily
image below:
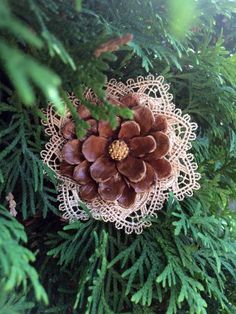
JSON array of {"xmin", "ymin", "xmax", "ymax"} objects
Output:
[{"xmin": 41, "ymin": 75, "xmax": 201, "ymax": 234}]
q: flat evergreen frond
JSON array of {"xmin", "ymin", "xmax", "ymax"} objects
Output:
[
  {"xmin": 0, "ymin": 104, "xmax": 58, "ymax": 218},
  {"xmin": 0, "ymin": 206, "xmax": 48, "ymax": 304},
  {"xmin": 45, "ymin": 198, "xmax": 236, "ymax": 313},
  {"xmin": 47, "ymin": 220, "xmax": 96, "ymax": 267},
  {"xmin": 0, "ymin": 291, "xmax": 34, "ymax": 314},
  {"xmin": 45, "ymin": 222, "xmax": 130, "ymax": 312},
  {"xmin": 0, "ymin": 41, "xmax": 62, "ymax": 110},
  {"xmin": 0, "ymin": 1, "xmax": 43, "ymax": 48}
]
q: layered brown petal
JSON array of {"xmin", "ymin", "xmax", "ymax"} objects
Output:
[
  {"xmin": 129, "ymin": 135, "xmax": 156, "ymax": 157},
  {"xmin": 98, "ymin": 121, "xmax": 113, "ymax": 138},
  {"xmin": 98, "ymin": 118, "xmax": 119, "ymax": 138},
  {"xmin": 62, "ymin": 140, "xmax": 83, "ymax": 165},
  {"xmin": 79, "ymin": 181, "xmax": 98, "ymax": 201},
  {"xmin": 60, "ymin": 160, "xmax": 75, "ymax": 178},
  {"xmin": 120, "ymin": 93, "xmax": 140, "ymax": 107},
  {"xmin": 134, "ymin": 105, "xmax": 155, "ymax": 134},
  {"xmin": 98, "ymin": 174, "xmax": 126, "ymax": 201},
  {"xmin": 90, "ymin": 156, "xmax": 117, "ymax": 182},
  {"xmin": 145, "ymin": 132, "xmax": 170, "ymax": 161},
  {"xmin": 116, "ymin": 156, "xmax": 146, "ymax": 183},
  {"xmin": 77, "ymin": 104, "xmax": 91, "ymax": 119},
  {"xmin": 80, "ymin": 119, "xmax": 98, "ymax": 141},
  {"xmin": 117, "ymin": 184, "xmax": 136, "ymax": 208},
  {"xmin": 87, "ymin": 119, "xmax": 98, "ymax": 134},
  {"xmin": 130, "ymin": 162, "xmax": 156, "ymax": 193},
  {"xmin": 118, "ymin": 121, "xmax": 140, "ymax": 140},
  {"xmin": 73, "ymin": 160, "xmax": 92, "ymax": 185},
  {"xmin": 61, "ymin": 120, "xmax": 76, "ymax": 140},
  {"xmin": 151, "ymin": 115, "xmax": 168, "ymax": 133},
  {"xmin": 82, "ymin": 135, "xmax": 108, "ymax": 162},
  {"xmin": 148, "ymin": 159, "xmax": 172, "ymax": 179}
]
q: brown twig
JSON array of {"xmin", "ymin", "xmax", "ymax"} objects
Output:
[{"xmin": 94, "ymin": 33, "xmax": 133, "ymax": 58}]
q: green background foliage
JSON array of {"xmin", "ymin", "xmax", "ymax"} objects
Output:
[{"xmin": 0, "ymin": 0, "xmax": 236, "ymax": 313}]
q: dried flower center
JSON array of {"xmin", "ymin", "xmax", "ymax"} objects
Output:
[{"xmin": 108, "ymin": 140, "xmax": 129, "ymax": 161}]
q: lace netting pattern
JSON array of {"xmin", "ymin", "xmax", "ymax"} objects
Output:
[{"xmin": 41, "ymin": 75, "xmax": 201, "ymax": 234}]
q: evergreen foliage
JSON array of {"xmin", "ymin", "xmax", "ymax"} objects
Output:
[
  {"xmin": 0, "ymin": 206, "xmax": 48, "ymax": 308},
  {"xmin": 0, "ymin": 0, "xmax": 236, "ymax": 313}
]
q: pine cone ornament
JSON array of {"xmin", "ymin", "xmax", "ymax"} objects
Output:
[
  {"xmin": 60, "ymin": 96, "xmax": 171, "ymax": 207},
  {"xmin": 41, "ymin": 76, "xmax": 200, "ymax": 233}
]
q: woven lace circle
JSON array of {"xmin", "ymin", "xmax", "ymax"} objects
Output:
[{"xmin": 41, "ymin": 75, "xmax": 201, "ymax": 234}]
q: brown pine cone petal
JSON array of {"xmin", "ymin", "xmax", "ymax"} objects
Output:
[
  {"xmin": 62, "ymin": 139, "xmax": 83, "ymax": 165},
  {"xmin": 98, "ymin": 121, "xmax": 113, "ymax": 138},
  {"xmin": 77, "ymin": 104, "xmax": 91, "ymax": 119},
  {"xmin": 60, "ymin": 160, "xmax": 75, "ymax": 178},
  {"xmin": 117, "ymin": 184, "xmax": 136, "ymax": 208},
  {"xmin": 148, "ymin": 159, "xmax": 172, "ymax": 179},
  {"xmin": 116, "ymin": 156, "xmax": 146, "ymax": 183},
  {"xmin": 79, "ymin": 181, "xmax": 98, "ymax": 201},
  {"xmin": 82, "ymin": 135, "xmax": 108, "ymax": 162},
  {"xmin": 118, "ymin": 121, "xmax": 140, "ymax": 139},
  {"xmin": 73, "ymin": 160, "xmax": 92, "ymax": 185},
  {"xmin": 98, "ymin": 174, "xmax": 126, "ymax": 201},
  {"xmin": 98, "ymin": 118, "xmax": 119, "ymax": 138},
  {"xmin": 130, "ymin": 162, "xmax": 156, "ymax": 193},
  {"xmin": 145, "ymin": 132, "xmax": 170, "ymax": 161},
  {"xmin": 80, "ymin": 119, "xmax": 98, "ymax": 141},
  {"xmin": 61, "ymin": 120, "xmax": 76, "ymax": 140},
  {"xmin": 120, "ymin": 94, "xmax": 139, "ymax": 107},
  {"xmin": 90, "ymin": 156, "xmax": 117, "ymax": 182},
  {"xmin": 129, "ymin": 135, "xmax": 156, "ymax": 157},
  {"xmin": 134, "ymin": 105, "xmax": 155, "ymax": 134},
  {"xmin": 151, "ymin": 115, "xmax": 168, "ymax": 133},
  {"xmin": 87, "ymin": 119, "xmax": 98, "ymax": 134}
]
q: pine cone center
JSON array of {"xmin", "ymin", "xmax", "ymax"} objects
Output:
[{"xmin": 108, "ymin": 140, "xmax": 129, "ymax": 161}]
